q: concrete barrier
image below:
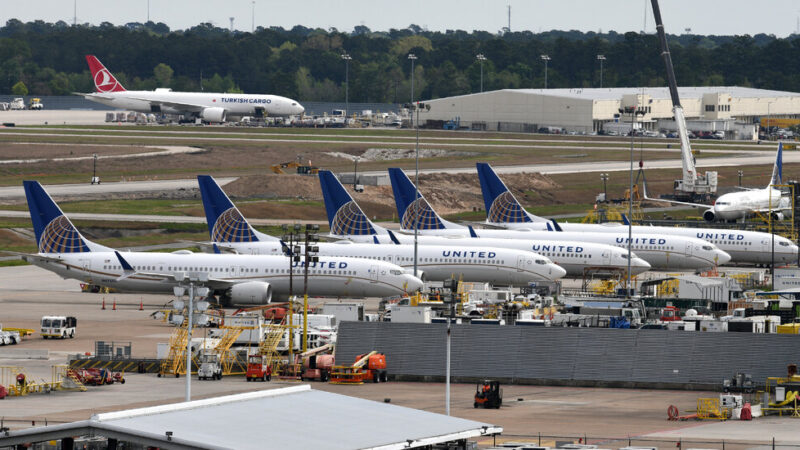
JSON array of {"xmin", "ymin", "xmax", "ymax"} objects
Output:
[{"xmin": 0, "ymin": 349, "xmax": 49, "ymax": 360}]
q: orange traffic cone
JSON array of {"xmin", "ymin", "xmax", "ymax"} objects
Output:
[
  {"xmin": 139, "ymin": 300, "xmax": 144, "ymax": 311},
  {"xmin": 102, "ymin": 298, "xmax": 106, "ymax": 310},
  {"xmin": 112, "ymin": 300, "xmax": 116, "ymax": 311}
]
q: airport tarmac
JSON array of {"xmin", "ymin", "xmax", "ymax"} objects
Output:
[
  {"xmin": 0, "ymin": 110, "xmax": 108, "ymax": 126},
  {"xmin": 1, "ymin": 264, "xmax": 798, "ymax": 447}
]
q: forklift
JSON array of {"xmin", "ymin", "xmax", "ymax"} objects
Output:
[{"xmin": 474, "ymin": 380, "xmax": 502, "ymax": 409}]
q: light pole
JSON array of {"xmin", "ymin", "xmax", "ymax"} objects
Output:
[
  {"xmin": 408, "ymin": 53, "xmax": 417, "ymax": 106},
  {"xmin": 597, "ymin": 54, "xmax": 606, "ymax": 88},
  {"xmin": 767, "ymin": 101, "xmax": 774, "ymax": 140},
  {"xmin": 282, "ymin": 224, "xmax": 302, "ymax": 368},
  {"xmin": 341, "ymin": 53, "xmax": 352, "ymax": 118},
  {"xmin": 600, "ymin": 173, "xmax": 609, "ymax": 202},
  {"xmin": 620, "ymin": 106, "xmax": 645, "ymax": 298},
  {"xmin": 738, "ymin": 170, "xmax": 743, "ymax": 186},
  {"xmin": 476, "ymin": 54, "xmax": 487, "ymax": 93},
  {"xmin": 540, "ymin": 54, "xmax": 551, "ymax": 89},
  {"xmin": 302, "ymin": 224, "xmax": 320, "ymax": 353},
  {"xmin": 92, "ymin": 153, "xmax": 98, "ymax": 184},
  {"xmin": 251, "ymin": 1, "xmax": 255, "ymax": 32}
]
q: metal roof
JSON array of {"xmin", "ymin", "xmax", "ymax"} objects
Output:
[
  {"xmin": 428, "ymin": 86, "xmax": 800, "ymax": 102},
  {"xmin": 0, "ymin": 385, "xmax": 501, "ymax": 450}
]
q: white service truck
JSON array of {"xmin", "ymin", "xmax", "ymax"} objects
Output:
[{"xmin": 41, "ymin": 316, "xmax": 76, "ymax": 339}]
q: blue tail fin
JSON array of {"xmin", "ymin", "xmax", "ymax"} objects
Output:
[
  {"xmin": 770, "ymin": 142, "xmax": 783, "ymax": 187},
  {"xmin": 197, "ymin": 175, "xmax": 268, "ymax": 243},
  {"xmin": 549, "ymin": 219, "xmax": 563, "ymax": 232},
  {"xmin": 24, "ymin": 180, "xmax": 92, "ymax": 253},
  {"xmin": 388, "ymin": 168, "xmax": 447, "ymax": 230},
  {"xmin": 318, "ymin": 170, "xmax": 377, "ymax": 235},
  {"xmin": 476, "ymin": 163, "xmax": 533, "ymax": 224}
]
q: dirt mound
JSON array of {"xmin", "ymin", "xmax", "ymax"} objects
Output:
[{"xmin": 220, "ymin": 171, "xmax": 561, "ymax": 217}]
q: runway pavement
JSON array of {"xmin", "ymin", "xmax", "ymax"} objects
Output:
[{"xmin": 0, "ymin": 177, "xmax": 236, "ymax": 199}]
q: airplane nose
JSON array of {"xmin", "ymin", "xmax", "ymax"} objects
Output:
[
  {"xmin": 716, "ymin": 249, "xmax": 732, "ymax": 265},
  {"xmin": 632, "ymin": 258, "xmax": 651, "ymax": 275},
  {"xmin": 551, "ymin": 264, "xmax": 567, "ymax": 279},
  {"xmin": 404, "ymin": 274, "xmax": 424, "ymax": 292},
  {"xmin": 295, "ymin": 103, "xmax": 305, "ymax": 115}
]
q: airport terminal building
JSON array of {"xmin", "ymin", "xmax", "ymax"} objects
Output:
[{"xmin": 418, "ymin": 86, "xmax": 800, "ymax": 139}]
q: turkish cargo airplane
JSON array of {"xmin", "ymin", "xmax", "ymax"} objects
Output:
[
  {"xmin": 643, "ymin": 143, "xmax": 790, "ymax": 222},
  {"xmin": 19, "ymin": 181, "xmax": 421, "ymax": 303},
  {"xmin": 317, "ymin": 170, "xmax": 651, "ymax": 277},
  {"xmin": 81, "ymin": 55, "xmax": 304, "ymax": 122},
  {"xmin": 196, "ymin": 175, "xmax": 566, "ymax": 285},
  {"xmin": 387, "ymin": 168, "xmax": 731, "ymax": 271},
  {"xmin": 476, "ymin": 162, "xmax": 799, "ymax": 266}
]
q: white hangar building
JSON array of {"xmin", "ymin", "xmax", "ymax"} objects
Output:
[{"xmin": 418, "ymin": 86, "xmax": 800, "ymax": 138}]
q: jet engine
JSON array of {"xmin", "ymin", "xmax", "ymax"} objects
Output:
[
  {"xmin": 227, "ymin": 281, "xmax": 272, "ymax": 304},
  {"xmin": 200, "ymin": 107, "xmax": 227, "ymax": 123},
  {"xmin": 703, "ymin": 209, "xmax": 716, "ymax": 222}
]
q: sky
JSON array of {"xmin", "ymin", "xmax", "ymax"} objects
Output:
[{"xmin": 3, "ymin": 0, "xmax": 800, "ymax": 37}]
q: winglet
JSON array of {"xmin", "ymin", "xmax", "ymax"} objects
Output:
[
  {"xmin": 550, "ymin": 219, "xmax": 563, "ymax": 232},
  {"xmin": 621, "ymin": 214, "xmax": 630, "ymax": 226},
  {"xmin": 373, "ymin": 235, "xmax": 380, "ymax": 244},
  {"xmin": 770, "ymin": 142, "xmax": 783, "ymax": 187},
  {"xmin": 468, "ymin": 225, "xmax": 478, "ymax": 238},
  {"xmin": 280, "ymin": 240, "xmax": 292, "ymax": 256},
  {"xmin": 212, "ymin": 243, "xmax": 221, "ymax": 254},
  {"xmin": 387, "ymin": 229, "xmax": 401, "ymax": 245},
  {"xmin": 546, "ymin": 222, "xmax": 553, "ymax": 231}
]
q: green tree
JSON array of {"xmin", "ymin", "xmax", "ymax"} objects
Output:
[
  {"xmin": 11, "ymin": 81, "xmax": 28, "ymax": 96},
  {"xmin": 153, "ymin": 63, "xmax": 174, "ymax": 87}
]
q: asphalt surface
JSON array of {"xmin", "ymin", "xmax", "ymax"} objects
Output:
[
  {"xmin": 0, "ymin": 177, "xmax": 237, "ymax": 200},
  {"xmin": 0, "ymin": 265, "xmax": 798, "ymax": 447}
]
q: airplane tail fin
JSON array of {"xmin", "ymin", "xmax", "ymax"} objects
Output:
[
  {"xmin": 770, "ymin": 142, "xmax": 783, "ymax": 187},
  {"xmin": 318, "ymin": 170, "xmax": 382, "ymax": 236},
  {"xmin": 388, "ymin": 168, "xmax": 460, "ymax": 231},
  {"xmin": 476, "ymin": 163, "xmax": 545, "ymax": 224},
  {"xmin": 197, "ymin": 175, "xmax": 275, "ymax": 243},
  {"xmin": 23, "ymin": 181, "xmax": 109, "ymax": 253},
  {"xmin": 85, "ymin": 55, "xmax": 126, "ymax": 93}
]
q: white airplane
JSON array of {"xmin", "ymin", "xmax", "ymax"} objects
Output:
[
  {"xmin": 81, "ymin": 55, "xmax": 305, "ymax": 122},
  {"xmin": 318, "ymin": 170, "xmax": 651, "ymax": 277},
  {"xmin": 476, "ymin": 162, "xmax": 799, "ymax": 266},
  {"xmin": 20, "ymin": 181, "xmax": 422, "ymax": 303},
  {"xmin": 196, "ymin": 175, "xmax": 566, "ymax": 285},
  {"xmin": 643, "ymin": 143, "xmax": 791, "ymax": 222},
  {"xmin": 388, "ymin": 168, "xmax": 731, "ymax": 271}
]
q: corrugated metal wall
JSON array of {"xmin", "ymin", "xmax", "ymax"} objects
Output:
[{"xmin": 336, "ymin": 322, "xmax": 800, "ymax": 388}]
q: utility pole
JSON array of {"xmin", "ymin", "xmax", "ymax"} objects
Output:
[
  {"xmin": 342, "ymin": 53, "xmax": 352, "ymax": 117},
  {"xmin": 597, "ymin": 55, "xmax": 606, "ymax": 88},
  {"xmin": 408, "ymin": 53, "xmax": 417, "ymax": 106}
]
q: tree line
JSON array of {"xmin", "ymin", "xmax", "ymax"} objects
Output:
[{"xmin": 1, "ymin": 19, "xmax": 798, "ymax": 102}]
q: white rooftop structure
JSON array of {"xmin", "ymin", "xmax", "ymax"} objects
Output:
[
  {"xmin": 0, "ymin": 385, "xmax": 502, "ymax": 450},
  {"xmin": 419, "ymin": 86, "xmax": 800, "ymax": 137}
]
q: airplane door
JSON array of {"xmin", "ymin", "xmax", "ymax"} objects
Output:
[
  {"xmin": 685, "ymin": 241, "xmax": 693, "ymax": 256},
  {"xmin": 516, "ymin": 256, "xmax": 526, "ymax": 272},
  {"xmin": 369, "ymin": 265, "xmax": 379, "ymax": 282},
  {"xmin": 79, "ymin": 259, "xmax": 91, "ymax": 278},
  {"xmin": 601, "ymin": 251, "xmax": 610, "ymax": 266},
  {"xmin": 254, "ymin": 107, "xmax": 265, "ymax": 118}
]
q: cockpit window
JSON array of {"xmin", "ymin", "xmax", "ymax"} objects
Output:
[
  {"xmin": 702, "ymin": 245, "xmax": 713, "ymax": 251},
  {"xmin": 535, "ymin": 259, "xmax": 546, "ymax": 265},
  {"xmin": 390, "ymin": 270, "xmax": 403, "ymax": 275},
  {"xmin": 619, "ymin": 253, "xmax": 629, "ymax": 259},
  {"xmin": 780, "ymin": 241, "xmax": 790, "ymax": 247}
]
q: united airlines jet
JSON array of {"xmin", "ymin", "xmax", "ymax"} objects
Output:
[
  {"xmin": 81, "ymin": 55, "xmax": 304, "ymax": 122},
  {"xmin": 388, "ymin": 168, "xmax": 731, "ymax": 271},
  {"xmin": 477, "ymin": 162, "xmax": 798, "ymax": 265},
  {"xmin": 318, "ymin": 170, "xmax": 651, "ymax": 277},
  {"xmin": 196, "ymin": 175, "xmax": 566, "ymax": 285},
  {"xmin": 20, "ymin": 181, "xmax": 421, "ymax": 303}
]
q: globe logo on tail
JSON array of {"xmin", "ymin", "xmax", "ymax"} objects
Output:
[
  {"xmin": 331, "ymin": 201, "xmax": 375, "ymax": 235},
  {"xmin": 212, "ymin": 208, "xmax": 257, "ymax": 242},
  {"xmin": 487, "ymin": 192, "xmax": 531, "ymax": 223},
  {"xmin": 39, "ymin": 216, "xmax": 89, "ymax": 253},
  {"xmin": 400, "ymin": 199, "xmax": 443, "ymax": 230}
]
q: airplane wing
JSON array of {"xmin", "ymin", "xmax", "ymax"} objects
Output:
[
  {"xmin": 112, "ymin": 251, "xmax": 238, "ymax": 290},
  {"xmin": 641, "ymin": 180, "xmax": 711, "ymax": 209},
  {"xmin": 124, "ymin": 97, "xmax": 207, "ymax": 113}
]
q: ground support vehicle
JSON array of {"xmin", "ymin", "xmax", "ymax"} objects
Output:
[
  {"xmin": 197, "ymin": 352, "xmax": 222, "ymax": 380},
  {"xmin": 245, "ymin": 355, "xmax": 272, "ymax": 382},
  {"xmin": 41, "ymin": 316, "xmax": 76, "ymax": 339},
  {"xmin": 330, "ymin": 351, "xmax": 387, "ymax": 384},
  {"xmin": 474, "ymin": 380, "xmax": 503, "ymax": 409}
]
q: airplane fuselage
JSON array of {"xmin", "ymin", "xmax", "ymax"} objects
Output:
[
  {"xmin": 84, "ymin": 90, "xmax": 304, "ymax": 118},
  {"xmin": 25, "ymin": 251, "xmax": 420, "ymax": 300}
]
